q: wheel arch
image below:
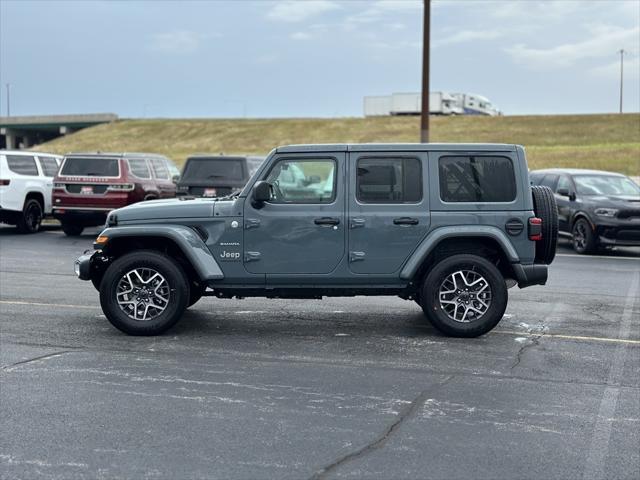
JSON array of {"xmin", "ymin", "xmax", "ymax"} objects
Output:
[
  {"xmin": 401, "ymin": 227, "xmax": 519, "ymax": 284},
  {"xmin": 24, "ymin": 191, "xmax": 45, "ymax": 208},
  {"xmin": 571, "ymin": 211, "xmax": 594, "ymax": 230},
  {"xmin": 99, "ymin": 225, "xmax": 224, "ymax": 283}
]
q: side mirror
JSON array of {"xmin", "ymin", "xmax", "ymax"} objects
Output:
[
  {"xmin": 172, "ymin": 174, "xmax": 180, "ymax": 184},
  {"xmin": 252, "ymin": 180, "xmax": 271, "ymax": 207},
  {"xmin": 557, "ymin": 188, "xmax": 576, "ymax": 201}
]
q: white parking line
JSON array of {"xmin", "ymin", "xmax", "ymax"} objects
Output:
[
  {"xmin": 556, "ymin": 253, "xmax": 640, "ymax": 261},
  {"xmin": 582, "ymin": 271, "xmax": 639, "ymax": 480}
]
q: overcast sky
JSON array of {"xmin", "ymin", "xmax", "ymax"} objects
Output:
[{"xmin": 1, "ymin": 0, "xmax": 638, "ymax": 118}]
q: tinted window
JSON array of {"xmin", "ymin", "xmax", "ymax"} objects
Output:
[
  {"xmin": 439, "ymin": 155, "xmax": 516, "ymax": 203},
  {"xmin": 556, "ymin": 175, "xmax": 571, "ymax": 192},
  {"xmin": 6, "ymin": 155, "xmax": 38, "ymax": 176},
  {"xmin": 128, "ymin": 158, "xmax": 151, "ymax": 178},
  {"xmin": 265, "ymin": 159, "xmax": 335, "ymax": 203},
  {"xmin": 61, "ymin": 157, "xmax": 119, "ymax": 177},
  {"xmin": 540, "ymin": 174, "xmax": 558, "ymax": 190},
  {"xmin": 182, "ymin": 158, "xmax": 245, "ymax": 182},
  {"xmin": 247, "ymin": 157, "xmax": 264, "ymax": 177},
  {"xmin": 38, "ymin": 156, "xmax": 59, "ymax": 177},
  {"xmin": 150, "ymin": 159, "xmax": 169, "ymax": 179},
  {"xmin": 574, "ymin": 175, "xmax": 640, "ymax": 196},
  {"xmin": 357, "ymin": 157, "xmax": 422, "ymax": 203}
]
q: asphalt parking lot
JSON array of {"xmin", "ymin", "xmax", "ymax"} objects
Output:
[{"xmin": 1, "ymin": 226, "xmax": 638, "ymax": 480}]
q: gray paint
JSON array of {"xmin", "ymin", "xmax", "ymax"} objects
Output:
[
  {"xmin": 100, "ymin": 225, "xmax": 224, "ymax": 280},
  {"xmin": 91, "ymin": 143, "xmax": 544, "ymax": 291}
]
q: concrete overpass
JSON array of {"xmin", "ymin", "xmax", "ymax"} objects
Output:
[{"xmin": 0, "ymin": 113, "xmax": 118, "ymax": 149}]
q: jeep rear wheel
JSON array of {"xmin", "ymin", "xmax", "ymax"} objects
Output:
[
  {"xmin": 16, "ymin": 198, "xmax": 43, "ymax": 234},
  {"xmin": 99, "ymin": 250, "xmax": 190, "ymax": 335},
  {"xmin": 420, "ymin": 254, "xmax": 508, "ymax": 337},
  {"xmin": 531, "ymin": 185, "xmax": 558, "ymax": 264}
]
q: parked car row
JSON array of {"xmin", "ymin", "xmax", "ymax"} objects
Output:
[
  {"xmin": 0, "ymin": 150, "xmax": 264, "ymax": 235},
  {"xmin": 530, "ymin": 168, "xmax": 640, "ymax": 253}
]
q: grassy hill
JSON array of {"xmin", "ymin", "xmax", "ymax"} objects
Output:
[{"xmin": 35, "ymin": 114, "xmax": 640, "ymax": 175}]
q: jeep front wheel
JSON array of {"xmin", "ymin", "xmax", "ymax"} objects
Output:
[
  {"xmin": 420, "ymin": 254, "xmax": 507, "ymax": 337},
  {"xmin": 99, "ymin": 250, "xmax": 190, "ymax": 335}
]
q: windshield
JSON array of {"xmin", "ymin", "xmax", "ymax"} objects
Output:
[
  {"xmin": 60, "ymin": 157, "xmax": 119, "ymax": 177},
  {"xmin": 574, "ymin": 175, "xmax": 640, "ymax": 196},
  {"xmin": 181, "ymin": 158, "xmax": 245, "ymax": 181}
]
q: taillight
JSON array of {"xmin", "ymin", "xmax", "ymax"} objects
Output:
[
  {"xmin": 0, "ymin": 179, "xmax": 10, "ymax": 186},
  {"xmin": 528, "ymin": 217, "xmax": 542, "ymax": 241},
  {"xmin": 107, "ymin": 183, "xmax": 135, "ymax": 192}
]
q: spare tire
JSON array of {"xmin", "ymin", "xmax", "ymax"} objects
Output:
[{"xmin": 531, "ymin": 185, "xmax": 558, "ymax": 264}]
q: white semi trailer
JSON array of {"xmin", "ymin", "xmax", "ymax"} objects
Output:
[{"xmin": 363, "ymin": 92, "xmax": 500, "ymax": 117}]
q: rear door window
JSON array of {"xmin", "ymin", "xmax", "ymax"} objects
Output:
[
  {"xmin": 128, "ymin": 158, "xmax": 151, "ymax": 179},
  {"xmin": 6, "ymin": 155, "xmax": 38, "ymax": 176},
  {"xmin": 182, "ymin": 158, "xmax": 245, "ymax": 182},
  {"xmin": 38, "ymin": 156, "xmax": 60, "ymax": 177},
  {"xmin": 356, "ymin": 157, "xmax": 422, "ymax": 203},
  {"xmin": 60, "ymin": 157, "xmax": 119, "ymax": 177},
  {"xmin": 439, "ymin": 155, "xmax": 516, "ymax": 203},
  {"xmin": 150, "ymin": 159, "xmax": 169, "ymax": 179}
]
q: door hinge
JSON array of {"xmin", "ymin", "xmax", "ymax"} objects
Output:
[
  {"xmin": 245, "ymin": 219, "xmax": 261, "ymax": 229},
  {"xmin": 244, "ymin": 251, "xmax": 261, "ymax": 262},
  {"xmin": 350, "ymin": 218, "xmax": 365, "ymax": 229},
  {"xmin": 349, "ymin": 251, "xmax": 366, "ymax": 262}
]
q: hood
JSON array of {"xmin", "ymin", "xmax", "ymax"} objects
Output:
[
  {"xmin": 112, "ymin": 197, "xmax": 215, "ymax": 222},
  {"xmin": 585, "ymin": 194, "xmax": 640, "ymax": 208}
]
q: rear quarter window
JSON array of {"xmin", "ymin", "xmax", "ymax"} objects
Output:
[
  {"xmin": 38, "ymin": 156, "xmax": 60, "ymax": 177},
  {"xmin": 6, "ymin": 155, "xmax": 38, "ymax": 176},
  {"xmin": 438, "ymin": 155, "xmax": 516, "ymax": 203}
]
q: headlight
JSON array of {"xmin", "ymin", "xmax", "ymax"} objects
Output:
[{"xmin": 594, "ymin": 208, "xmax": 618, "ymax": 217}]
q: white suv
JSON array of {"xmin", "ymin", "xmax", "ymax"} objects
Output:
[{"xmin": 0, "ymin": 150, "xmax": 62, "ymax": 233}]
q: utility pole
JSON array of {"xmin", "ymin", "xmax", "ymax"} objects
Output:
[
  {"xmin": 5, "ymin": 83, "xmax": 10, "ymax": 117},
  {"xmin": 618, "ymin": 49, "xmax": 625, "ymax": 114},
  {"xmin": 420, "ymin": 0, "xmax": 430, "ymax": 143}
]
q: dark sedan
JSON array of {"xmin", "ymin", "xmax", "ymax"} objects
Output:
[{"xmin": 530, "ymin": 168, "xmax": 640, "ymax": 254}]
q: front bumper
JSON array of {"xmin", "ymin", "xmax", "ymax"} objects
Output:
[
  {"xmin": 512, "ymin": 263, "xmax": 548, "ymax": 288},
  {"xmin": 597, "ymin": 225, "xmax": 640, "ymax": 247},
  {"xmin": 74, "ymin": 251, "xmax": 110, "ymax": 281},
  {"xmin": 74, "ymin": 252, "xmax": 93, "ymax": 280}
]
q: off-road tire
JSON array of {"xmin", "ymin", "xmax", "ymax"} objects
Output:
[
  {"xmin": 572, "ymin": 218, "xmax": 597, "ymax": 254},
  {"xmin": 531, "ymin": 185, "xmax": 558, "ymax": 264},
  {"xmin": 61, "ymin": 222, "xmax": 84, "ymax": 237},
  {"xmin": 420, "ymin": 254, "xmax": 508, "ymax": 338},
  {"xmin": 99, "ymin": 250, "xmax": 190, "ymax": 335},
  {"xmin": 16, "ymin": 198, "xmax": 43, "ymax": 233}
]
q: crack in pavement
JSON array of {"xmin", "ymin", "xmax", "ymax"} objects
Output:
[
  {"xmin": 308, "ymin": 375, "xmax": 454, "ymax": 480},
  {"xmin": 511, "ymin": 323, "xmax": 548, "ymax": 370},
  {"xmin": 2, "ymin": 350, "xmax": 76, "ymax": 372}
]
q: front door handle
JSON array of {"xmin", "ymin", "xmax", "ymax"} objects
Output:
[
  {"xmin": 393, "ymin": 217, "xmax": 419, "ymax": 226},
  {"xmin": 314, "ymin": 217, "xmax": 340, "ymax": 226}
]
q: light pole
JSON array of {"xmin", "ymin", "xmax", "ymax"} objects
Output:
[
  {"xmin": 5, "ymin": 83, "xmax": 10, "ymax": 117},
  {"xmin": 420, "ymin": 0, "xmax": 430, "ymax": 143},
  {"xmin": 618, "ymin": 49, "xmax": 625, "ymax": 114}
]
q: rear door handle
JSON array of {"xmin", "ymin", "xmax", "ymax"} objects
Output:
[
  {"xmin": 393, "ymin": 217, "xmax": 419, "ymax": 226},
  {"xmin": 314, "ymin": 217, "xmax": 340, "ymax": 226}
]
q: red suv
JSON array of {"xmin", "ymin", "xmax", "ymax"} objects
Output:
[{"xmin": 52, "ymin": 152, "xmax": 179, "ymax": 236}]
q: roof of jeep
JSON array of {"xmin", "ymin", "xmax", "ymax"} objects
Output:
[
  {"xmin": 276, "ymin": 143, "xmax": 519, "ymax": 153},
  {"xmin": 530, "ymin": 168, "xmax": 626, "ymax": 177}
]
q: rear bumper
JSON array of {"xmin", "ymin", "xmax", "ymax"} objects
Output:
[
  {"xmin": 512, "ymin": 263, "xmax": 548, "ymax": 288},
  {"xmin": 54, "ymin": 208, "xmax": 109, "ymax": 226}
]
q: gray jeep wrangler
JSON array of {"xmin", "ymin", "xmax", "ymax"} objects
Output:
[{"xmin": 75, "ymin": 144, "xmax": 557, "ymax": 337}]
